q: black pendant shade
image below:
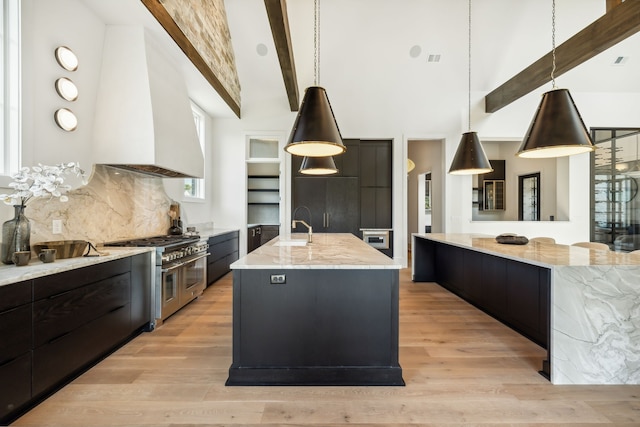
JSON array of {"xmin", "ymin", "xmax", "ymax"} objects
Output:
[
  {"xmin": 448, "ymin": 131, "xmax": 493, "ymax": 175},
  {"xmin": 517, "ymin": 88, "xmax": 595, "ymax": 158},
  {"xmin": 299, "ymin": 156, "xmax": 338, "ymax": 175},
  {"xmin": 285, "ymin": 86, "xmax": 345, "ymax": 157}
]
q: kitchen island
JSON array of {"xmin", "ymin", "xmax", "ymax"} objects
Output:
[
  {"xmin": 227, "ymin": 233, "xmax": 404, "ymax": 386},
  {"xmin": 412, "ymin": 233, "xmax": 640, "ymax": 385}
]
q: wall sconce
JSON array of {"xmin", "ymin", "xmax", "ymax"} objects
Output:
[
  {"xmin": 54, "ymin": 108, "xmax": 78, "ymax": 131},
  {"xmin": 54, "ymin": 46, "xmax": 79, "ymax": 131},
  {"xmin": 55, "ymin": 77, "xmax": 78, "ymax": 101},
  {"xmin": 54, "ymin": 46, "xmax": 78, "ymax": 71}
]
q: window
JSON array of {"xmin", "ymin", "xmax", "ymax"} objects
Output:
[
  {"xmin": 1, "ymin": 0, "xmax": 21, "ymax": 181},
  {"xmin": 183, "ymin": 101, "xmax": 206, "ymax": 200}
]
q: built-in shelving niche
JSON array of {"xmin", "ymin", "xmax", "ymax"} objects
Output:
[{"xmin": 246, "ymin": 138, "xmax": 281, "ymax": 225}]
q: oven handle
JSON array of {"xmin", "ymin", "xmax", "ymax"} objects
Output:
[{"xmin": 161, "ymin": 253, "xmax": 209, "ymax": 273}]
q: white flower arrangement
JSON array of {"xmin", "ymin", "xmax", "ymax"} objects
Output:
[{"xmin": 0, "ymin": 162, "xmax": 86, "ymax": 206}]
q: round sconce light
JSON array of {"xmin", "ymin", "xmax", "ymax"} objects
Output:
[
  {"xmin": 54, "ymin": 46, "xmax": 78, "ymax": 71},
  {"xmin": 54, "ymin": 77, "xmax": 78, "ymax": 101},
  {"xmin": 54, "ymin": 108, "xmax": 78, "ymax": 131}
]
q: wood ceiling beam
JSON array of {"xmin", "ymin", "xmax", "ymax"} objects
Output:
[
  {"xmin": 141, "ymin": 0, "xmax": 241, "ymax": 118},
  {"xmin": 264, "ymin": 0, "xmax": 300, "ymax": 111},
  {"xmin": 607, "ymin": 0, "xmax": 623, "ymax": 12},
  {"xmin": 485, "ymin": 0, "xmax": 640, "ymax": 113}
]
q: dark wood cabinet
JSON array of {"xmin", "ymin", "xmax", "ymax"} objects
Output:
[
  {"xmin": 481, "ymin": 254, "xmax": 507, "ymax": 315},
  {"xmin": 416, "ymin": 238, "xmax": 549, "ymax": 349},
  {"xmin": 0, "ymin": 254, "xmax": 151, "ymax": 425},
  {"xmin": 293, "ymin": 176, "xmax": 360, "ymax": 235},
  {"xmin": 291, "ymin": 139, "xmax": 392, "ymax": 238},
  {"xmin": 260, "ymin": 225, "xmax": 279, "ymax": 245},
  {"xmin": 32, "ymin": 258, "xmax": 134, "ymax": 398},
  {"xmin": 0, "ymin": 280, "xmax": 32, "ymax": 422},
  {"xmin": 247, "ymin": 225, "xmax": 262, "ymax": 253},
  {"xmin": 359, "ymin": 140, "xmax": 392, "ymax": 229},
  {"xmin": 208, "ymin": 231, "xmax": 239, "ymax": 285},
  {"xmin": 360, "ymin": 140, "xmax": 391, "ymax": 187}
]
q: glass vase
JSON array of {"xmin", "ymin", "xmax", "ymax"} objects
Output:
[{"xmin": 1, "ymin": 205, "xmax": 31, "ymax": 264}]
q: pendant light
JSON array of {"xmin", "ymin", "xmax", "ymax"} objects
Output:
[
  {"xmin": 299, "ymin": 156, "xmax": 338, "ymax": 175},
  {"xmin": 516, "ymin": 0, "xmax": 595, "ymax": 158},
  {"xmin": 449, "ymin": 0, "xmax": 493, "ymax": 175},
  {"xmin": 285, "ymin": 0, "xmax": 345, "ymax": 158}
]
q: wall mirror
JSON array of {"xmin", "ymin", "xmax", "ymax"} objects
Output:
[{"xmin": 472, "ymin": 140, "xmax": 568, "ymax": 222}]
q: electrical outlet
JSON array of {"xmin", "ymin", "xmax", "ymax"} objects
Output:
[
  {"xmin": 270, "ymin": 274, "xmax": 286, "ymax": 284},
  {"xmin": 52, "ymin": 219, "xmax": 63, "ymax": 234}
]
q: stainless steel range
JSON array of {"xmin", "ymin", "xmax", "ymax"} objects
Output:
[{"xmin": 106, "ymin": 235, "xmax": 209, "ymax": 327}]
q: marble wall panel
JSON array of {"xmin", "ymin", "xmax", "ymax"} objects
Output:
[
  {"xmin": 552, "ymin": 265, "xmax": 640, "ymax": 384},
  {"xmin": 26, "ymin": 165, "xmax": 174, "ymax": 245}
]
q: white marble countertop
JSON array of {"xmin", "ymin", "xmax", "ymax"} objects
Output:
[
  {"xmin": 232, "ymin": 233, "xmax": 401, "ymax": 270},
  {"xmin": 414, "ymin": 233, "xmax": 640, "ymax": 268},
  {"xmin": 0, "ymin": 247, "xmax": 154, "ymax": 287}
]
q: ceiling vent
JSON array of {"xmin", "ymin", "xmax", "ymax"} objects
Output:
[
  {"xmin": 427, "ymin": 54, "xmax": 441, "ymax": 63},
  {"xmin": 612, "ymin": 56, "xmax": 629, "ymax": 66}
]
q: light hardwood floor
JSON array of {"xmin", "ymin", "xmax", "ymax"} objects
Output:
[{"xmin": 13, "ymin": 266, "xmax": 640, "ymax": 426}]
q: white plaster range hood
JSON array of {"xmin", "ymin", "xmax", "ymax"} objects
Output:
[{"xmin": 93, "ymin": 25, "xmax": 204, "ymax": 178}]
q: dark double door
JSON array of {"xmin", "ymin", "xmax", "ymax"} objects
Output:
[{"xmin": 293, "ymin": 177, "xmax": 359, "ymax": 235}]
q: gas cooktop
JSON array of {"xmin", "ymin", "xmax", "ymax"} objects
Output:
[{"xmin": 105, "ymin": 235, "xmax": 199, "ymax": 249}]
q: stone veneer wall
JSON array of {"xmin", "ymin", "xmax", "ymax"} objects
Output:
[
  {"xmin": 160, "ymin": 0, "xmax": 241, "ymax": 107},
  {"xmin": 26, "ymin": 165, "xmax": 174, "ymax": 245}
]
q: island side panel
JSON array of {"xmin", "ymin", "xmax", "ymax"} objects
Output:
[
  {"xmin": 227, "ymin": 268, "xmax": 403, "ymax": 386},
  {"xmin": 551, "ymin": 265, "xmax": 640, "ymax": 384},
  {"xmin": 412, "ymin": 235, "xmax": 437, "ymax": 282}
]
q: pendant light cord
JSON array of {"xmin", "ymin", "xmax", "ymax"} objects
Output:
[
  {"xmin": 551, "ymin": 0, "xmax": 557, "ymax": 89},
  {"xmin": 314, "ymin": 0, "xmax": 319, "ymax": 86},
  {"xmin": 468, "ymin": 0, "xmax": 472, "ymax": 132}
]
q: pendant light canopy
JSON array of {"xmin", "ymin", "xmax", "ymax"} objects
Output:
[
  {"xmin": 285, "ymin": 86, "xmax": 345, "ymax": 157},
  {"xmin": 449, "ymin": 131, "xmax": 493, "ymax": 175},
  {"xmin": 284, "ymin": 0, "xmax": 344, "ymax": 159},
  {"xmin": 299, "ymin": 155, "xmax": 338, "ymax": 175},
  {"xmin": 448, "ymin": 0, "xmax": 492, "ymax": 175},
  {"xmin": 516, "ymin": 0, "xmax": 595, "ymax": 158}
]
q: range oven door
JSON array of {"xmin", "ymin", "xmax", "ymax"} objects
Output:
[
  {"xmin": 161, "ymin": 263, "xmax": 182, "ymax": 321},
  {"xmin": 180, "ymin": 253, "xmax": 208, "ymax": 305}
]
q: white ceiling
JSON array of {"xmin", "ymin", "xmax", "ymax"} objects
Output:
[
  {"xmin": 82, "ymin": 0, "xmax": 640, "ymax": 122},
  {"xmin": 225, "ymin": 0, "xmax": 640, "ymax": 117}
]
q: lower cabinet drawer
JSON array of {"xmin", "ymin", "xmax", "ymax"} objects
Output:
[
  {"xmin": 0, "ymin": 352, "xmax": 31, "ymax": 423},
  {"xmin": 0, "ymin": 304, "xmax": 31, "ymax": 363},
  {"xmin": 33, "ymin": 304, "xmax": 131, "ymax": 397},
  {"xmin": 33, "ymin": 273, "xmax": 130, "ymax": 348}
]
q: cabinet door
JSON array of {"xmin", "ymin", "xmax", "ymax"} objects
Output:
[
  {"xmin": 462, "ymin": 250, "xmax": 483, "ymax": 301},
  {"xmin": 0, "ymin": 352, "xmax": 31, "ymax": 423},
  {"xmin": 325, "ymin": 177, "xmax": 359, "ymax": 235},
  {"xmin": 360, "ymin": 141, "xmax": 391, "ymax": 187},
  {"xmin": 334, "ymin": 139, "xmax": 360, "ymax": 177},
  {"xmin": 506, "ymin": 262, "xmax": 543, "ymax": 342},
  {"xmin": 481, "ymin": 254, "xmax": 507, "ymax": 316},
  {"xmin": 293, "ymin": 177, "xmax": 327, "ymax": 231}
]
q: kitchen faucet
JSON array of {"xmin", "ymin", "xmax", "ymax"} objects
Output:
[{"xmin": 292, "ymin": 206, "xmax": 313, "ymax": 243}]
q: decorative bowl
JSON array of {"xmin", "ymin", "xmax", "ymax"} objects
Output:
[{"xmin": 32, "ymin": 240, "xmax": 88, "ymax": 259}]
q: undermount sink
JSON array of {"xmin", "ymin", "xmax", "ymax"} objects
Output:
[{"xmin": 274, "ymin": 240, "xmax": 308, "ymax": 247}]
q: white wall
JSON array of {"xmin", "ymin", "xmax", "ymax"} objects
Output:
[{"xmin": 10, "ymin": 0, "xmax": 217, "ymax": 232}]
